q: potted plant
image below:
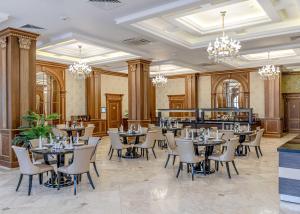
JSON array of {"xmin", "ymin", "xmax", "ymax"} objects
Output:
[{"xmin": 12, "ymin": 112, "xmax": 60, "ymax": 148}]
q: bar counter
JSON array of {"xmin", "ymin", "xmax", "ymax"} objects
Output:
[{"xmin": 277, "ymin": 138, "xmax": 300, "ymax": 204}]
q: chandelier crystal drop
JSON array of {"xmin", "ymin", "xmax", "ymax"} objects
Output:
[
  {"xmin": 207, "ymin": 11, "xmax": 241, "ymax": 63},
  {"xmin": 258, "ymin": 52, "xmax": 280, "ymax": 80},
  {"xmin": 152, "ymin": 66, "xmax": 168, "ymax": 87},
  {"xmin": 68, "ymin": 45, "xmax": 92, "ymax": 79}
]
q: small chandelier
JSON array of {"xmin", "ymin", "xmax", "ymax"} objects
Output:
[
  {"xmin": 68, "ymin": 45, "xmax": 92, "ymax": 79},
  {"xmin": 258, "ymin": 52, "xmax": 280, "ymax": 80},
  {"xmin": 152, "ymin": 66, "xmax": 167, "ymax": 87},
  {"xmin": 207, "ymin": 11, "xmax": 241, "ymax": 63}
]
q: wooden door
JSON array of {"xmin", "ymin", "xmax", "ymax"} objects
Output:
[
  {"xmin": 106, "ymin": 94, "xmax": 123, "ymax": 129},
  {"xmin": 168, "ymin": 95, "xmax": 185, "ymax": 117},
  {"xmin": 284, "ymin": 93, "xmax": 300, "ymax": 132}
]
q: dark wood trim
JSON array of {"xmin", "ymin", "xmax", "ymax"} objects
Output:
[{"xmin": 105, "ymin": 93, "xmax": 123, "ymax": 129}]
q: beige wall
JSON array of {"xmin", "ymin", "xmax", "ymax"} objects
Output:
[
  {"xmin": 249, "ymin": 72, "xmax": 265, "ymax": 118},
  {"xmin": 65, "ymin": 71, "xmax": 87, "ymax": 120},
  {"xmin": 156, "ymin": 78, "xmax": 185, "ymax": 109},
  {"xmin": 101, "ymin": 74, "xmax": 128, "ymax": 119},
  {"xmin": 198, "ymin": 75, "xmax": 211, "ymax": 108}
]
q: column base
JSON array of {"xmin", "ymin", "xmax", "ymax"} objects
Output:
[{"xmin": 263, "ymin": 118, "xmax": 283, "ymax": 138}]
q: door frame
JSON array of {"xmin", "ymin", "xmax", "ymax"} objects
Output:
[{"xmin": 105, "ymin": 93, "xmax": 123, "ymax": 129}]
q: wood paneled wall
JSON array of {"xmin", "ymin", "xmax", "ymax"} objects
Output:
[
  {"xmin": 185, "ymin": 74, "xmax": 198, "ymax": 109},
  {"xmin": 0, "ymin": 28, "xmax": 39, "ymax": 167}
]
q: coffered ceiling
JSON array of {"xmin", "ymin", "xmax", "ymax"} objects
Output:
[{"xmin": 1, "ymin": 0, "xmax": 300, "ymax": 74}]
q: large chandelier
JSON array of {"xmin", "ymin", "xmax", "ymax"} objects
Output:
[
  {"xmin": 258, "ymin": 52, "xmax": 280, "ymax": 80},
  {"xmin": 207, "ymin": 11, "xmax": 241, "ymax": 63},
  {"xmin": 152, "ymin": 66, "xmax": 167, "ymax": 87},
  {"xmin": 68, "ymin": 45, "xmax": 92, "ymax": 79}
]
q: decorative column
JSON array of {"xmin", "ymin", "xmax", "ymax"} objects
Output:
[
  {"xmin": 0, "ymin": 28, "xmax": 39, "ymax": 168},
  {"xmin": 185, "ymin": 74, "xmax": 198, "ymax": 117},
  {"xmin": 264, "ymin": 75, "xmax": 283, "ymax": 137},
  {"xmin": 127, "ymin": 59, "xmax": 152, "ymax": 127}
]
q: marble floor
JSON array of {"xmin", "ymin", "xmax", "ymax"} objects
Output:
[{"xmin": 1, "ymin": 134, "xmax": 300, "ymax": 214}]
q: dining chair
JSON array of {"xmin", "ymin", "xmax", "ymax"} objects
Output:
[
  {"xmin": 12, "ymin": 146, "xmax": 55, "ymax": 196},
  {"xmin": 175, "ymin": 139, "xmax": 205, "ymax": 181},
  {"xmin": 57, "ymin": 145, "xmax": 95, "ymax": 195},
  {"xmin": 87, "ymin": 123, "xmax": 95, "ymax": 127},
  {"xmin": 79, "ymin": 126, "xmax": 95, "ymax": 141},
  {"xmin": 56, "ymin": 124, "xmax": 66, "ymax": 129},
  {"xmin": 208, "ymin": 138, "xmax": 239, "ymax": 179},
  {"xmin": 242, "ymin": 129, "xmax": 264, "ymax": 158},
  {"xmin": 107, "ymin": 128, "xmax": 120, "ymax": 156},
  {"xmin": 164, "ymin": 132, "xmax": 178, "ymax": 168},
  {"xmin": 108, "ymin": 131, "xmax": 131, "ymax": 160},
  {"xmin": 220, "ymin": 130, "xmax": 234, "ymax": 153},
  {"xmin": 152, "ymin": 128, "xmax": 166, "ymax": 148},
  {"xmin": 148, "ymin": 123, "xmax": 156, "ymax": 129},
  {"xmin": 88, "ymin": 137, "xmax": 101, "ymax": 177},
  {"xmin": 134, "ymin": 131, "xmax": 157, "ymax": 160},
  {"xmin": 52, "ymin": 127, "xmax": 68, "ymax": 137}
]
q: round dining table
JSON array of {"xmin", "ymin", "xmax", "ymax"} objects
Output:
[
  {"xmin": 31, "ymin": 143, "xmax": 84, "ymax": 188},
  {"xmin": 234, "ymin": 131, "xmax": 254, "ymax": 156},
  {"xmin": 60, "ymin": 127, "xmax": 85, "ymax": 138},
  {"xmin": 119, "ymin": 132, "xmax": 146, "ymax": 159}
]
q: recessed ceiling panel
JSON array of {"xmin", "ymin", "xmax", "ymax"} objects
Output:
[{"xmin": 242, "ymin": 49, "xmax": 297, "ymax": 61}]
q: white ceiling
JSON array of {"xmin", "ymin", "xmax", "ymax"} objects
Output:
[{"xmin": 1, "ymin": 0, "xmax": 300, "ymax": 74}]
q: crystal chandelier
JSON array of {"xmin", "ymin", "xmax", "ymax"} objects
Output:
[
  {"xmin": 68, "ymin": 45, "xmax": 92, "ymax": 79},
  {"xmin": 152, "ymin": 66, "xmax": 167, "ymax": 87},
  {"xmin": 258, "ymin": 52, "xmax": 280, "ymax": 80},
  {"xmin": 207, "ymin": 11, "xmax": 241, "ymax": 63}
]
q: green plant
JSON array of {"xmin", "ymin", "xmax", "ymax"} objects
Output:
[{"xmin": 12, "ymin": 112, "xmax": 60, "ymax": 147}]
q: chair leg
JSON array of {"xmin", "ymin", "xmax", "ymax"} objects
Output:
[
  {"xmin": 109, "ymin": 149, "xmax": 114, "ymax": 160},
  {"xmin": 187, "ymin": 163, "xmax": 190, "ymax": 173},
  {"xmin": 87, "ymin": 172, "xmax": 95, "ymax": 189},
  {"xmin": 38, "ymin": 173, "xmax": 43, "ymax": 185},
  {"xmin": 191, "ymin": 164, "xmax": 194, "ymax": 181},
  {"xmin": 225, "ymin": 162, "xmax": 231, "ymax": 179},
  {"xmin": 203, "ymin": 160, "xmax": 206, "ymax": 176},
  {"xmin": 176, "ymin": 162, "xmax": 182, "ymax": 178},
  {"xmin": 146, "ymin": 149, "xmax": 149, "ymax": 160},
  {"xmin": 92, "ymin": 162, "xmax": 100, "ymax": 177},
  {"xmin": 57, "ymin": 173, "xmax": 61, "ymax": 190},
  {"xmin": 73, "ymin": 175, "xmax": 77, "ymax": 195},
  {"xmin": 118, "ymin": 150, "xmax": 122, "ymax": 161},
  {"xmin": 152, "ymin": 148, "xmax": 157, "ymax": 159},
  {"xmin": 16, "ymin": 174, "xmax": 23, "ymax": 192},
  {"xmin": 221, "ymin": 146, "xmax": 225, "ymax": 153},
  {"xmin": 255, "ymin": 146, "xmax": 260, "ymax": 159},
  {"xmin": 28, "ymin": 175, "xmax": 33, "ymax": 196},
  {"xmin": 232, "ymin": 161, "xmax": 239, "ymax": 175},
  {"xmin": 172, "ymin": 155, "xmax": 176, "ymax": 165},
  {"xmin": 258, "ymin": 146, "xmax": 263, "ymax": 156},
  {"xmin": 107, "ymin": 145, "xmax": 112, "ymax": 156},
  {"xmin": 164, "ymin": 154, "xmax": 170, "ymax": 168}
]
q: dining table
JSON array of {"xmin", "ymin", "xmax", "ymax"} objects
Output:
[
  {"xmin": 31, "ymin": 143, "xmax": 85, "ymax": 188},
  {"xmin": 234, "ymin": 130, "xmax": 255, "ymax": 156},
  {"xmin": 191, "ymin": 137, "xmax": 226, "ymax": 174},
  {"xmin": 119, "ymin": 131, "xmax": 146, "ymax": 159}
]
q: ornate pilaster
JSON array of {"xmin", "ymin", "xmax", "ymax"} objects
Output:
[{"xmin": 0, "ymin": 37, "xmax": 7, "ymax": 129}]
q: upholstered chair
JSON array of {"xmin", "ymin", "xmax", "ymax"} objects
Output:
[
  {"xmin": 108, "ymin": 131, "xmax": 131, "ymax": 160},
  {"xmin": 220, "ymin": 130, "xmax": 234, "ymax": 153},
  {"xmin": 29, "ymin": 139, "xmax": 57, "ymax": 165},
  {"xmin": 12, "ymin": 146, "xmax": 54, "ymax": 196},
  {"xmin": 56, "ymin": 124, "xmax": 66, "ymax": 129},
  {"xmin": 52, "ymin": 127, "xmax": 67, "ymax": 137},
  {"xmin": 107, "ymin": 128, "xmax": 120, "ymax": 156},
  {"xmin": 148, "ymin": 123, "xmax": 156, "ymax": 129},
  {"xmin": 134, "ymin": 131, "xmax": 157, "ymax": 160},
  {"xmin": 79, "ymin": 126, "xmax": 95, "ymax": 141},
  {"xmin": 175, "ymin": 139, "xmax": 205, "ymax": 181},
  {"xmin": 208, "ymin": 138, "xmax": 239, "ymax": 179},
  {"xmin": 242, "ymin": 129, "xmax": 264, "ymax": 158},
  {"xmin": 164, "ymin": 132, "xmax": 178, "ymax": 168},
  {"xmin": 152, "ymin": 128, "xmax": 166, "ymax": 148},
  {"xmin": 57, "ymin": 145, "xmax": 95, "ymax": 195},
  {"xmin": 88, "ymin": 137, "xmax": 101, "ymax": 177}
]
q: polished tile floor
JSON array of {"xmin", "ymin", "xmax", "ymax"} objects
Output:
[{"xmin": 1, "ymin": 134, "xmax": 300, "ymax": 214}]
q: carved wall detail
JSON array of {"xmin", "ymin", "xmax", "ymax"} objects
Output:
[{"xmin": 18, "ymin": 37, "xmax": 31, "ymax": 49}]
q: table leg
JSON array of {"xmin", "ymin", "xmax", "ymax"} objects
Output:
[{"xmin": 236, "ymin": 135, "xmax": 246, "ymax": 156}]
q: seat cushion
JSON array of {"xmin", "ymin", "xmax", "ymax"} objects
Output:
[
  {"xmin": 35, "ymin": 164, "xmax": 54, "ymax": 173},
  {"xmin": 208, "ymin": 155, "xmax": 221, "ymax": 161}
]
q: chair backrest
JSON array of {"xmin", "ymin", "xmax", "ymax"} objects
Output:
[
  {"xmin": 252, "ymin": 129, "xmax": 264, "ymax": 146},
  {"xmin": 142, "ymin": 131, "xmax": 157, "ymax": 148},
  {"xmin": 83, "ymin": 126, "xmax": 94, "ymax": 137},
  {"xmin": 148, "ymin": 124, "xmax": 155, "ymax": 129},
  {"xmin": 108, "ymin": 131, "xmax": 123, "ymax": 149},
  {"xmin": 87, "ymin": 124, "xmax": 95, "ymax": 127},
  {"xmin": 219, "ymin": 137, "xmax": 239, "ymax": 161},
  {"xmin": 12, "ymin": 146, "xmax": 39, "ymax": 175},
  {"xmin": 29, "ymin": 139, "xmax": 39, "ymax": 148},
  {"xmin": 141, "ymin": 127, "xmax": 148, "ymax": 134},
  {"xmin": 88, "ymin": 137, "xmax": 100, "ymax": 162},
  {"xmin": 165, "ymin": 132, "xmax": 176, "ymax": 152},
  {"xmin": 52, "ymin": 127, "xmax": 67, "ymax": 137},
  {"xmin": 56, "ymin": 124, "xmax": 66, "ymax": 129},
  {"xmin": 176, "ymin": 139, "xmax": 198, "ymax": 163},
  {"xmin": 67, "ymin": 145, "xmax": 95, "ymax": 174},
  {"xmin": 108, "ymin": 128, "xmax": 118, "ymax": 132},
  {"xmin": 221, "ymin": 130, "xmax": 234, "ymax": 141}
]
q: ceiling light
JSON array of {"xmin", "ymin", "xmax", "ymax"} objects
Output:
[
  {"xmin": 152, "ymin": 66, "xmax": 167, "ymax": 87},
  {"xmin": 68, "ymin": 45, "xmax": 92, "ymax": 79},
  {"xmin": 258, "ymin": 51, "xmax": 280, "ymax": 80},
  {"xmin": 207, "ymin": 11, "xmax": 241, "ymax": 63}
]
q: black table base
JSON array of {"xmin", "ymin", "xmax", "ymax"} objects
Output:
[
  {"xmin": 236, "ymin": 135, "xmax": 247, "ymax": 156},
  {"xmin": 122, "ymin": 147, "xmax": 141, "ymax": 159},
  {"xmin": 44, "ymin": 175, "xmax": 73, "ymax": 188}
]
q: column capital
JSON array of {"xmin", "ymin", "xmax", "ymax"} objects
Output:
[
  {"xmin": 19, "ymin": 37, "xmax": 31, "ymax": 50},
  {"xmin": 127, "ymin": 59, "xmax": 152, "ymax": 65},
  {"xmin": 0, "ymin": 37, "xmax": 7, "ymax": 48}
]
